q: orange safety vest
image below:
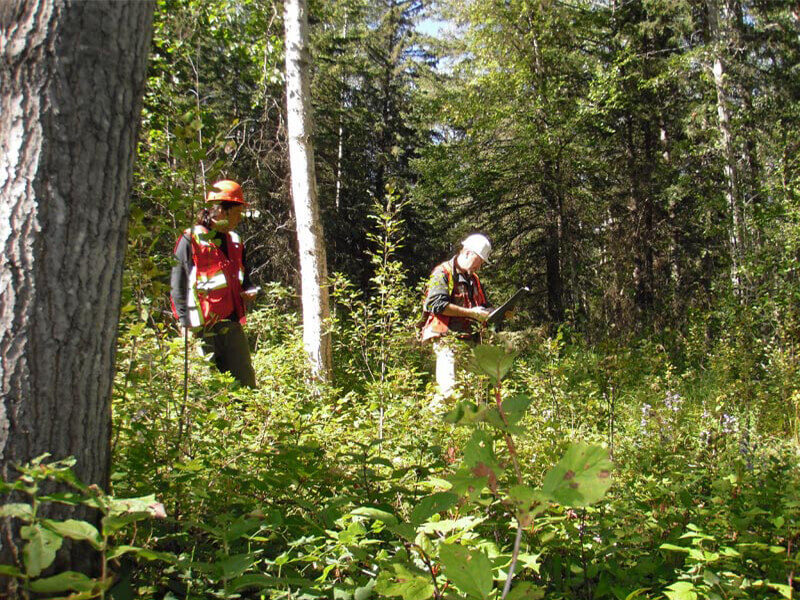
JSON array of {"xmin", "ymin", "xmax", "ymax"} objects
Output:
[
  {"xmin": 420, "ymin": 258, "xmax": 486, "ymax": 342},
  {"xmin": 171, "ymin": 225, "xmax": 246, "ymax": 327}
]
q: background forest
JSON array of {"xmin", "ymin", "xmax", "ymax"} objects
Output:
[{"xmin": 4, "ymin": 0, "xmax": 800, "ymax": 599}]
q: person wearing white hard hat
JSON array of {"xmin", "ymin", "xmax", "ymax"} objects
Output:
[{"xmin": 419, "ymin": 234, "xmax": 494, "ymax": 404}]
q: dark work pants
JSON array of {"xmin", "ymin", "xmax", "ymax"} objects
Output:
[{"xmin": 200, "ymin": 321, "xmax": 257, "ymax": 388}]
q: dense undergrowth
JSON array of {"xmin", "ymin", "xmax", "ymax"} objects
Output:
[
  {"xmin": 101, "ymin": 274, "xmax": 800, "ymax": 600},
  {"xmin": 5, "ymin": 283, "xmax": 800, "ymax": 599},
  {"xmin": 5, "ymin": 204, "xmax": 800, "ymax": 599}
]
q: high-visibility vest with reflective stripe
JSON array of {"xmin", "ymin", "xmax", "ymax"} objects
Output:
[
  {"xmin": 420, "ymin": 259, "xmax": 486, "ymax": 342},
  {"xmin": 173, "ymin": 226, "xmax": 246, "ymax": 327}
]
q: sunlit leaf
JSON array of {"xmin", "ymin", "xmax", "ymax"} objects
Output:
[
  {"xmin": 351, "ymin": 506, "xmax": 399, "ymax": 525},
  {"xmin": 28, "ymin": 571, "xmax": 95, "ymax": 594},
  {"xmin": 411, "ymin": 492, "xmax": 459, "ymax": 526},
  {"xmin": 470, "ymin": 345, "xmax": 518, "ymax": 382},
  {"xmin": 505, "ymin": 582, "xmax": 545, "ymax": 600},
  {"xmin": 438, "ymin": 543, "xmax": 493, "ymax": 600},
  {"xmin": 375, "ymin": 564, "xmax": 435, "ymax": 600},
  {"xmin": 21, "ymin": 525, "xmax": 62, "ymax": 577},
  {"xmin": 507, "ymin": 485, "xmax": 548, "ymax": 527},
  {"xmin": 0, "ymin": 503, "xmax": 33, "ymax": 522},
  {"xmin": 540, "ymin": 443, "xmax": 612, "ymax": 507},
  {"xmin": 42, "ymin": 519, "xmax": 103, "ymax": 550}
]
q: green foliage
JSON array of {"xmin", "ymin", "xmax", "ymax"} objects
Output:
[
  {"xmin": 106, "ymin": 274, "xmax": 800, "ymax": 600},
  {"xmin": 97, "ymin": 2, "xmax": 800, "ymax": 599},
  {"xmin": 0, "ymin": 455, "xmax": 166, "ymax": 598}
]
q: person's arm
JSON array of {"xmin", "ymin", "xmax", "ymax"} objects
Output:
[
  {"xmin": 441, "ymin": 303, "xmax": 490, "ymax": 321},
  {"xmin": 424, "ymin": 267, "xmax": 490, "ymax": 321},
  {"xmin": 170, "ymin": 234, "xmax": 193, "ymax": 329}
]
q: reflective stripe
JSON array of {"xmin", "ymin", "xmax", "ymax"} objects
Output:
[
  {"xmin": 192, "ymin": 226, "xmax": 217, "ymax": 246},
  {"xmin": 196, "ymin": 271, "xmax": 229, "ymax": 291},
  {"xmin": 187, "ymin": 266, "xmax": 205, "ymax": 327}
]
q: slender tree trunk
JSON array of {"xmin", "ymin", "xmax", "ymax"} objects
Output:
[
  {"xmin": 335, "ymin": 15, "xmax": 348, "ymax": 212},
  {"xmin": 0, "ymin": 0, "xmax": 153, "ymax": 573},
  {"xmin": 542, "ymin": 162, "xmax": 564, "ymax": 322},
  {"xmin": 708, "ymin": 0, "xmax": 746, "ymax": 296},
  {"xmin": 284, "ymin": 0, "xmax": 333, "ymax": 381}
]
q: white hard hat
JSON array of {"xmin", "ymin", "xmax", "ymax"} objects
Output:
[{"xmin": 462, "ymin": 233, "xmax": 492, "ymax": 263}]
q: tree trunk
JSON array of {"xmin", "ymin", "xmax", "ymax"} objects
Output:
[
  {"xmin": 542, "ymin": 161, "xmax": 564, "ymax": 322},
  {"xmin": 708, "ymin": 0, "xmax": 746, "ymax": 296},
  {"xmin": 284, "ymin": 0, "xmax": 333, "ymax": 381},
  {"xmin": 0, "ymin": 0, "xmax": 153, "ymax": 572}
]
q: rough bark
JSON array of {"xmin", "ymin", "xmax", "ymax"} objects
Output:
[
  {"xmin": 284, "ymin": 0, "xmax": 333, "ymax": 380},
  {"xmin": 0, "ymin": 0, "xmax": 153, "ymax": 570}
]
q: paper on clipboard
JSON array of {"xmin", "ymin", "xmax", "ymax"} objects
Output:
[{"xmin": 486, "ymin": 286, "xmax": 530, "ymax": 327}]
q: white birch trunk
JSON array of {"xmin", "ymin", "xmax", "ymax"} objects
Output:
[
  {"xmin": 284, "ymin": 0, "xmax": 333, "ymax": 380},
  {"xmin": 708, "ymin": 0, "xmax": 746, "ymax": 295}
]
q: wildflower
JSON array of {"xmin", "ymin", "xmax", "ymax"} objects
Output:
[
  {"xmin": 640, "ymin": 403, "xmax": 652, "ymax": 428},
  {"xmin": 664, "ymin": 391, "xmax": 682, "ymax": 412},
  {"xmin": 721, "ymin": 413, "xmax": 738, "ymax": 433}
]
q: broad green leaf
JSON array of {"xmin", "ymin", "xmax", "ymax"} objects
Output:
[
  {"xmin": 387, "ymin": 523, "xmax": 417, "ymax": 542},
  {"xmin": 498, "ymin": 395, "xmax": 533, "ymax": 425},
  {"xmin": 462, "ymin": 431, "xmax": 503, "ymax": 490},
  {"xmin": 21, "ymin": 524, "xmax": 62, "ymax": 577},
  {"xmin": 351, "ymin": 507, "xmax": 398, "ymax": 525},
  {"xmin": 540, "ymin": 443, "xmax": 612, "ymax": 507},
  {"xmin": 355, "ymin": 578, "xmax": 376, "ymax": 600},
  {"xmin": 485, "ymin": 395, "xmax": 532, "ymax": 433},
  {"xmin": 102, "ymin": 511, "xmax": 152, "ymax": 535},
  {"xmin": 446, "ymin": 468, "xmax": 488, "ymax": 501},
  {"xmin": 507, "ymin": 486, "xmax": 548, "ymax": 527},
  {"xmin": 107, "ymin": 494, "xmax": 161, "ymax": 516},
  {"xmin": 106, "ymin": 545, "xmax": 177, "ymax": 562},
  {"xmin": 438, "ymin": 543, "xmax": 493, "ymax": 600},
  {"xmin": 0, "ymin": 503, "xmax": 33, "ymax": 521},
  {"xmin": 28, "ymin": 571, "xmax": 95, "ymax": 593},
  {"xmin": 415, "ymin": 531, "xmax": 435, "ymax": 556},
  {"xmin": 219, "ymin": 552, "xmax": 257, "ymax": 578},
  {"xmin": 230, "ymin": 574, "xmax": 316, "ymax": 592},
  {"xmin": 42, "ymin": 519, "xmax": 103, "ymax": 550},
  {"xmin": 505, "ymin": 582, "xmax": 545, "ymax": 600},
  {"xmin": 419, "ymin": 516, "xmax": 484, "ymax": 537},
  {"xmin": 702, "ymin": 570, "xmax": 720, "ymax": 586},
  {"xmin": 665, "ymin": 581, "xmax": 697, "ymax": 600},
  {"xmin": 375, "ymin": 564, "xmax": 435, "ymax": 600},
  {"xmin": 463, "ymin": 431, "xmax": 497, "ymax": 469},
  {"xmin": 445, "ymin": 401, "xmax": 487, "ymax": 426},
  {"xmin": 222, "ymin": 517, "xmax": 261, "ymax": 543},
  {"xmin": 767, "ymin": 583, "xmax": 793, "ymax": 599},
  {"xmin": 660, "ymin": 543, "xmax": 690, "ymax": 553},
  {"xmin": 411, "ymin": 492, "xmax": 459, "ymax": 526},
  {"xmin": 471, "ymin": 345, "xmax": 518, "ymax": 382}
]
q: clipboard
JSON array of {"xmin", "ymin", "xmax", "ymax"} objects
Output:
[{"xmin": 486, "ymin": 286, "xmax": 530, "ymax": 327}]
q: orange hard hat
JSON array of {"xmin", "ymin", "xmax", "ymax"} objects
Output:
[{"xmin": 206, "ymin": 180, "xmax": 247, "ymax": 204}]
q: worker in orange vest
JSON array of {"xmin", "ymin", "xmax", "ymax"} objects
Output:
[{"xmin": 170, "ymin": 180, "xmax": 258, "ymax": 388}]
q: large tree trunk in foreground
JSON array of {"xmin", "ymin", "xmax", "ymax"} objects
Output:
[
  {"xmin": 0, "ymin": 0, "xmax": 153, "ymax": 569},
  {"xmin": 284, "ymin": 0, "xmax": 333, "ymax": 381}
]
